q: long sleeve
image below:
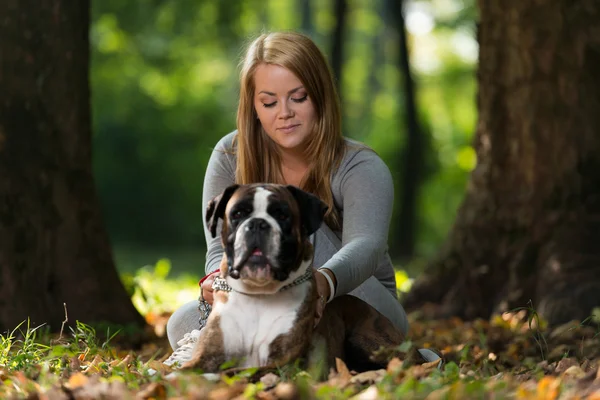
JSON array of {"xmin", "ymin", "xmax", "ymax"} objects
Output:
[
  {"xmin": 202, "ymin": 132, "xmax": 237, "ymax": 275},
  {"xmin": 322, "ymin": 147, "xmax": 395, "ymax": 297}
]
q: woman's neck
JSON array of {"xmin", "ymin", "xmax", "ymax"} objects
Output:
[{"xmin": 280, "ymin": 151, "xmax": 309, "ymax": 187}]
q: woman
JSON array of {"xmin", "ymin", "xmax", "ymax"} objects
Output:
[{"xmin": 166, "ymin": 31, "xmax": 409, "ymax": 353}]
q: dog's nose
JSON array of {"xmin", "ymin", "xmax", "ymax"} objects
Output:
[
  {"xmin": 246, "ymin": 218, "xmax": 270, "ymax": 232},
  {"xmin": 246, "ymin": 218, "xmax": 270, "ymax": 233}
]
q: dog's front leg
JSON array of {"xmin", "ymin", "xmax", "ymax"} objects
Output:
[{"xmin": 180, "ymin": 320, "xmax": 227, "ymax": 373}]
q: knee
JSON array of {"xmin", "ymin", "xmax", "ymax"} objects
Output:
[{"xmin": 167, "ymin": 301, "xmax": 200, "ymax": 350}]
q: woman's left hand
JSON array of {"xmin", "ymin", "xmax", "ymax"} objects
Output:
[{"xmin": 314, "ymin": 270, "xmax": 331, "ymax": 327}]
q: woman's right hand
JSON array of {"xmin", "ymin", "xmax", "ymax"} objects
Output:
[{"xmin": 200, "ymin": 273, "xmax": 217, "ymax": 305}]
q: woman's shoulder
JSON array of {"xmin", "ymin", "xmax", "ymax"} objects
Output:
[
  {"xmin": 207, "ymin": 131, "xmax": 238, "ymax": 174},
  {"xmin": 337, "ymin": 137, "xmax": 389, "ymax": 174},
  {"xmin": 214, "ymin": 130, "xmax": 238, "ymax": 151}
]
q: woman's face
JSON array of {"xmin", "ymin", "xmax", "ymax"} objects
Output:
[{"xmin": 253, "ymin": 64, "xmax": 317, "ymax": 157}]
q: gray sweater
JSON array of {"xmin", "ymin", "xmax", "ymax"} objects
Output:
[{"xmin": 202, "ymin": 131, "xmax": 398, "ymax": 299}]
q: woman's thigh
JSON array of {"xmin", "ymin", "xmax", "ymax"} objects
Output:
[{"xmin": 348, "ymin": 276, "xmax": 409, "ymax": 335}]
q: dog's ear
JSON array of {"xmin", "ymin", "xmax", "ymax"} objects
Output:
[
  {"xmin": 286, "ymin": 185, "xmax": 328, "ymax": 236},
  {"xmin": 206, "ymin": 184, "xmax": 240, "ymax": 238}
]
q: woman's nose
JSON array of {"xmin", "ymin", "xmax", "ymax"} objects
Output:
[{"xmin": 279, "ymin": 100, "xmax": 295, "ymax": 118}]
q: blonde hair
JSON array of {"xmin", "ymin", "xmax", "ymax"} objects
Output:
[{"xmin": 234, "ymin": 31, "xmax": 345, "ymax": 230}]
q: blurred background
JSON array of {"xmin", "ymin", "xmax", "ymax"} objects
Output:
[{"xmin": 90, "ymin": 0, "xmax": 479, "ymax": 305}]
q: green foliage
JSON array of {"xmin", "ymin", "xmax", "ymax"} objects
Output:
[
  {"xmin": 91, "ymin": 0, "xmax": 479, "ymax": 275},
  {"xmin": 124, "ymin": 258, "xmax": 199, "ymax": 316},
  {"xmin": 0, "ymin": 320, "xmax": 50, "ymax": 373},
  {"xmin": 510, "ymin": 300, "xmax": 550, "ymax": 360}
]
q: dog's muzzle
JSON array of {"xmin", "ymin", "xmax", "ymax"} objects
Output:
[{"xmin": 229, "ymin": 217, "xmax": 280, "ymax": 283}]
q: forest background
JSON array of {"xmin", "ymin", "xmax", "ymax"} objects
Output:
[{"xmin": 92, "ymin": 0, "xmax": 478, "ymax": 292}]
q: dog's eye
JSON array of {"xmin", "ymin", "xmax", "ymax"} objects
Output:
[
  {"xmin": 275, "ymin": 211, "xmax": 289, "ymax": 222},
  {"xmin": 232, "ymin": 209, "xmax": 248, "ymax": 220}
]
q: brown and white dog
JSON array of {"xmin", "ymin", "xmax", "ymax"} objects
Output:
[{"xmin": 181, "ymin": 184, "xmax": 405, "ymax": 374}]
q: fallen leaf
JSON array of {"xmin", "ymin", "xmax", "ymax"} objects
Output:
[
  {"xmin": 146, "ymin": 360, "xmax": 173, "ymax": 375},
  {"xmin": 387, "ymin": 357, "xmax": 403, "ymax": 373},
  {"xmin": 555, "ymin": 357, "xmax": 579, "ymax": 374},
  {"xmin": 349, "ymin": 369, "xmax": 386, "ymax": 385},
  {"xmin": 259, "ymin": 372, "xmax": 279, "ymax": 389},
  {"xmin": 349, "ymin": 385, "xmax": 380, "ymax": 400},
  {"xmin": 588, "ymin": 390, "xmax": 600, "ymax": 400},
  {"xmin": 84, "ymin": 355, "xmax": 104, "ymax": 375},
  {"xmin": 326, "ymin": 358, "xmax": 352, "ymax": 387},
  {"xmin": 563, "ymin": 365, "xmax": 586, "ymax": 380},
  {"xmin": 66, "ymin": 372, "xmax": 89, "ymax": 389},
  {"xmin": 209, "ymin": 384, "xmax": 245, "ymax": 400},
  {"xmin": 137, "ymin": 382, "xmax": 167, "ymax": 399},
  {"xmin": 536, "ymin": 376, "xmax": 560, "ymax": 400},
  {"xmin": 273, "ymin": 382, "xmax": 300, "ymax": 400},
  {"xmin": 336, "ymin": 358, "xmax": 352, "ymax": 380},
  {"xmin": 110, "ymin": 353, "xmax": 133, "ymax": 368}
]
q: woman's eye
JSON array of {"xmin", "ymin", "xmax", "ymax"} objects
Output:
[
  {"xmin": 292, "ymin": 95, "xmax": 308, "ymax": 103},
  {"xmin": 262, "ymin": 101, "xmax": 276, "ymax": 108}
]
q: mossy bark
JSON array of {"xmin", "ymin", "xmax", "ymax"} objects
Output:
[
  {"xmin": 404, "ymin": 0, "xmax": 600, "ymax": 326},
  {"xmin": 0, "ymin": 0, "xmax": 145, "ymax": 332}
]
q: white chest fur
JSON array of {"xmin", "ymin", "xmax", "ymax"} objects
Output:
[{"xmin": 213, "ymin": 284, "xmax": 310, "ymax": 368}]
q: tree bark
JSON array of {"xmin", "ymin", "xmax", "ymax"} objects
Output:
[
  {"xmin": 300, "ymin": 0, "xmax": 313, "ymax": 36},
  {"xmin": 404, "ymin": 0, "xmax": 600, "ymax": 326},
  {"xmin": 392, "ymin": 0, "xmax": 423, "ymax": 261},
  {"xmin": 331, "ymin": 0, "xmax": 348, "ymax": 95},
  {"xmin": 0, "ymin": 0, "xmax": 146, "ymax": 332}
]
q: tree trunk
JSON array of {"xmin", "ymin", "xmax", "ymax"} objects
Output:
[
  {"xmin": 0, "ymin": 0, "xmax": 146, "ymax": 332},
  {"xmin": 392, "ymin": 0, "xmax": 423, "ymax": 261},
  {"xmin": 300, "ymin": 0, "xmax": 313, "ymax": 36},
  {"xmin": 404, "ymin": 0, "xmax": 600, "ymax": 326},
  {"xmin": 331, "ymin": 0, "xmax": 348, "ymax": 94}
]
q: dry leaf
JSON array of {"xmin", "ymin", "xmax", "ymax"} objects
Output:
[
  {"xmin": 555, "ymin": 357, "xmax": 579, "ymax": 374},
  {"xmin": 562, "ymin": 365, "xmax": 586, "ymax": 380},
  {"xmin": 273, "ymin": 382, "xmax": 300, "ymax": 400},
  {"xmin": 536, "ymin": 376, "xmax": 560, "ymax": 400},
  {"xmin": 110, "ymin": 353, "xmax": 133, "ymax": 369},
  {"xmin": 209, "ymin": 384, "xmax": 245, "ymax": 400},
  {"xmin": 137, "ymin": 382, "xmax": 167, "ymax": 399},
  {"xmin": 259, "ymin": 372, "xmax": 280, "ymax": 389},
  {"xmin": 588, "ymin": 390, "xmax": 600, "ymax": 400},
  {"xmin": 84, "ymin": 355, "xmax": 104, "ymax": 375},
  {"xmin": 336, "ymin": 358, "xmax": 352, "ymax": 379},
  {"xmin": 66, "ymin": 372, "xmax": 89, "ymax": 389},
  {"xmin": 422, "ymin": 358, "xmax": 442, "ymax": 371},
  {"xmin": 146, "ymin": 360, "xmax": 173, "ymax": 375},
  {"xmin": 349, "ymin": 385, "xmax": 380, "ymax": 400},
  {"xmin": 349, "ymin": 369, "xmax": 386, "ymax": 385},
  {"xmin": 387, "ymin": 357, "xmax": 403, "ymax": 373}
]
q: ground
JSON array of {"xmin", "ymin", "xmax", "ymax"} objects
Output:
[{"xmin": 2, "ymin": 306, "xmax": 600, "ymax": 399}]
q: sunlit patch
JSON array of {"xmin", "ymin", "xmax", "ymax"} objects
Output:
[{"xmin": 549, "ymin": 257, "xmax": 561, "ymax": 273}]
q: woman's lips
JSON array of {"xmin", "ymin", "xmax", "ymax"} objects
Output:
[{"xmin": 278, "ymin": 124, "xmax": 300, "ymax": 133}]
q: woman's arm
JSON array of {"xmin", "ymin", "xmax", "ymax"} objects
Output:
[
  {"xmin": 202, "ymin": 132, "xmax": 237, "ymax": 275},
  {"xmin": 320, "ymin": 148, "xmax": 395, "ymax": 297}
]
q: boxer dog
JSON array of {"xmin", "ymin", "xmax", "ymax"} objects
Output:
[{"xmin": 181, "ymin": 184, "xmax": 405, "ymax": 374}]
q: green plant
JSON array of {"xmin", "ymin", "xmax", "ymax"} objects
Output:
[
  {"xmin": 0, "ymin": 320, "xmax": 51, "ymax": 372},
  {"xmin": 510, "ymin": 300, "xmax": 548, "ymax": 360}
]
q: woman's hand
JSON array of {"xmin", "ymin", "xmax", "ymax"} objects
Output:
[
  {"xmin": 200, "ymin": 273, "xmax": 217, "ymax": 305},
  {"xmin": 314, "ymin": 269, "xmax": 335, "ymax": 327}
]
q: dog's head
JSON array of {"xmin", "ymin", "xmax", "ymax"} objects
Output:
[{"xmin": 206, "ymin": 184, "xmax": 327, "ymax": 290}]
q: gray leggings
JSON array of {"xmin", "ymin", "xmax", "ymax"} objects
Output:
[{"xmin": 166, "ymin": 275, "xmax": 409, "ymax": 350}]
